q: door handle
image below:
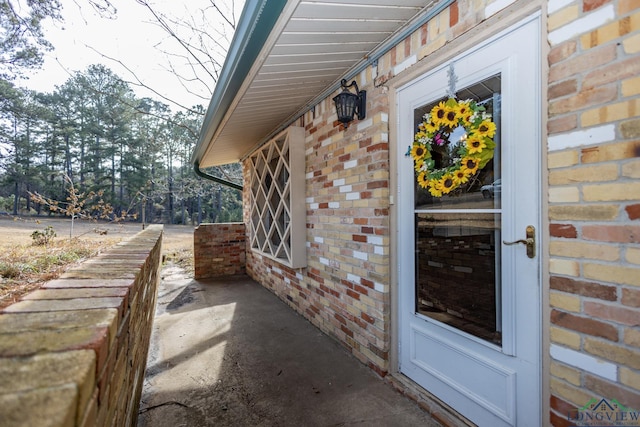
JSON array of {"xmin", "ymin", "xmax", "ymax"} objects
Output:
[{"xmin": 503, "ymin": 225, "xmax": 536, "ymax": 259}]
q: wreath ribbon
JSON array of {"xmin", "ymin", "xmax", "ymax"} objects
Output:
[{"xmin": 409, "ymin": 98, "xmax": 497, "ymax": 197}]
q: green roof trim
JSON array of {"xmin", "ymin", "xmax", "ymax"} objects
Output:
[{"xmin": 192, "ymin": 0, "xmax": 288, "ymax": 165}]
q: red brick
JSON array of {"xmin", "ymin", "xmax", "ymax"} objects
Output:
[
  {"xmin": 548, "ymin": 79, "xmax": 578, "ymax": 100},
  {"xmin": 550, "ymin": 409, "xmax": 574, "ymax": 427},
  {"xmin": 549, "ymin": 85, "xmax": 617, "ymax": 115},
  {"xmin": 549, "ymin": 44, "xmax": 616, "ymax": 83},
  {"xmin": 584, "ymin": 374, "xmax": 640, "ymax": 409},
  {"xmin": 622, "ymin": 288, "xmax": 640, "ymax": 308},
  {"xmin": 353, "ymin": 235, "xmax": 367, "ymax": 243},
  {"xmin": 583, "ymin": 225, "xmax": 640, "ymax": 243},
  {"xmin": 551, "ymin": 309, "xmax": 618, "ymax": 341},
  {"xmin": 361, "ymin": 312, "xmax": 375, "ymax": 324},
  {"xmin": 584, "ymin": 302, "xmax": 640, "ymax": 326},
  {"xmin": 549, "ymin": 41, "xmax": 577, "ymax": 66},
  {"xmin": 548, "ymin": 114, "xmax": 578, "ymax": 134},
  {"xmin": 584, "ymin": 0, "xmax": 612, "ymax": 11},
  {"xmin": 550, "ymin": 224, "xmax": 578, "ymax": 238},
  {"xmin": 584, "ymin": 57, "xmax": 640, "ymax": 90},
  {"xmin": 550, "ymin": 276, "xmax": 617, "ymax": 300},
  {"xmin": 450, "ymin": 1, "xmax": 459, "ymax": 27},
  {"xmin": 354, "ymin": 285, "xmax": 369, "ymax": 296},
  {"xmin": 340, "ymin": 324, "xmax": 354, "ymax": 338},
  {"xmin": 626, "ymin": 204, "xmax": 640, "ymax": 220},
  {"xmin": 551, "ymin": 395, "xmax": 577, "ymax": 417},
  {"xmin": 361, "ymin": 278, "xmax": 374, "ymax": 289},
  {"xmin": 367, "ymin": 180, "xmax": 388, "ymax": 189},
  {"xmin": 346, "ymin": 289, "xmax": 360, "ymax": 300}
]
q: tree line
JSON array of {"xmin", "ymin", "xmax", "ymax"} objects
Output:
[{"xmin": 0, "ymin": 64, "xmax": 242, "ymax": 225}]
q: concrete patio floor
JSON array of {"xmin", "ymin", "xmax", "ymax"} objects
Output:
[{"xmin": 138, "ymin": 265, "xmax": 442, "ymax": 427}]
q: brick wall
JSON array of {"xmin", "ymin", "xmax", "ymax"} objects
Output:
[
  {"xmin": 243, "ymin": 0, "xmax": 526, "ymax": 380},
  {"xmin": 236, "ymin": 0, "xmax": 640, "ymax": 425},
  {"xmin": 0, "ymin": 225, "xmax": 163, "ymax": 427},
  {"xmin": 547, "ymin": 0, "xmax": 640, "ymax": 425},
  {"xmin": 194, "ymin": 223, "xmax": 245, "ymax": 279},
  {"xmin": 243, "ymin": 79, "xmax": 393, "ymax": 376}
]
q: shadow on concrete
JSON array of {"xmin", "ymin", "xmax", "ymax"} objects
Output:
[{"xmin": 138, "ymin": 266, "xmax": 440, "ymax": 427}]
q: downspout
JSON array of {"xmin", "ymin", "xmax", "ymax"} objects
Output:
[{"xmin": 194, "ymin": 161, "xmax": 243, "ymax": 192}]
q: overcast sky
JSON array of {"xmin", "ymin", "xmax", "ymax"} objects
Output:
[{"xmin": 20, "ymin": 0, "xmax": 245, "ymax": 110}]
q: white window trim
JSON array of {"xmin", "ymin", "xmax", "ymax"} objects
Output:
[{"xmin": 248, "ymin": 127, "xmax": 306, "ymax": 269}]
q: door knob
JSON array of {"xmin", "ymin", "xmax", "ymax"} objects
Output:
[{"xmin": 503, "ymin": 225, "xmax": 535, "ymax": 258}]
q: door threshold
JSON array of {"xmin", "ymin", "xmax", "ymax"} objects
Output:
[{"xmin": 386, "ymin": 373, "xmax": 476, "ymax": 427}]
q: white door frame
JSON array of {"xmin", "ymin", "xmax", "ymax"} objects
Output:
[{"xmin": 392, "ymin": 14, "xmax": 543, "ymax": 427}]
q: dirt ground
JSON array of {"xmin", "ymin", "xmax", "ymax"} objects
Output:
[
  {"xmin": 0, "ymin": 215, "xmax": 194, "ymax": 254},
  {"xmin": 0, "ymin": 215, "xmax": 196, "ymax": 306}
]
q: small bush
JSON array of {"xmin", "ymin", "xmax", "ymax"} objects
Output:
[
  {"xmin": 31, "ymin": 226, "xmax": 57, "ymax": 246},
  {"xmin": 0, "ymin": 262, "xmax": 20, "ymax": 279}
]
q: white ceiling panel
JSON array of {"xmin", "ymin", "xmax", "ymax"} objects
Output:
[{"xmin": 197, "ymin": 0, "xmax": 445, "ymax": 168}]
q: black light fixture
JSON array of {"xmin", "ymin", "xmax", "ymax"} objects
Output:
[{"xmin": 333, "ymin": 79, "xmax": 366, "ymax": 127}]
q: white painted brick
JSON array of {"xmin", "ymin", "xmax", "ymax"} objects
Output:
[
  {"xmin": 374, "ymin": 282, "xmax": 386, "ymax": 293},
  {"xmin": 360, "ymin": 69, "xmax": 368, "ymax": 85},
  {"xmin": 375, "ymin": 246, "xmax": 385, "ymax": 255},
  {"xmin": 284, "ymin": 277, "xmax": 290, "ymax": 284},
  {"xmin": 357, "ymin": 118, "xmax": 373, "ymax": 131},
  {"xmin": 319, "ymin": 257, "xmax": 329, "ymax": 266},
  {"xmin": 346, "ymin": 192, "xmax": 360, "ymax": 200},
  {"xmin": 368, "ymin": 236, "xmax": 383, "ymax": 245},
  {"xmin": 305, "ymin": 172, "xmax": 313, "ymax": 179},
  {"xmin": 306, "ymin": 197, "xmax": 314, "ymax": 203},
  {"xmin": 486, "ymin": 0, "xmax": 516, "ymax": 18},
  {"xmin": 548, "ymin": 0, "xmax": 576, "ymax": 15},
  {"xmin": 548, "ymin": 125, "xmax": 615, "ymax": 151},
  {"xmin": 334, "ymin": 178, "xmax": 345, "ymax": 186},
  {"xmin": 550, "ymin": 344, "xmax": 617, "ymax": 381},
  {"xmin": 296, "ymin": 272, "xmax": 304, "ymax": 281},
  {"xmin": 272, "ymin": 267, "xmax": 282, "ymax": 275},
  {"xmin": 314, "ymin": 236, "xmax": 324, "ymax": 244},
  {"xmin": 353, "ymin": 251, "xmax": 368, "ymax": 261},
  {"xmin": 329, "ymin": 202, "xmax": 340, "ymax": 209},
  {"xmin": 344, "ymin": 160, "xmax": 358, "ymax": 169},
  {"xmin": 310, "ymin": 203, "xmax": 319, "ymax": 209},
  {"xmin": 394, "ymin": 54, "xmax": 416, "ymax": 75},
  {"xmin": 381, "ymin": 133, "xmax": 389, "ymax": 142},
  {"xmin": 548, "ymin": 5, "xmax": 615, "ymax": 45},
  {"xmin": 381, "ymin": 113, "xmax": 389, "ymax": 123},
  {"xmin": 306, "ymin": 241, "xmax": 311, "ymax": 248},
  {"xmin": 340, "ymin": 185, "xmax": 353, "ymax": 193},
  {"xmin": 305, "ymin": 147, "xmax": 313, "ymax": 155},
  {"xmin": 347, "ymin": 273, "xmax": 361, "ymax": 283},
  {"xmin": 321, "ymin": 138, "xmax": 333, "ymax": 147}
]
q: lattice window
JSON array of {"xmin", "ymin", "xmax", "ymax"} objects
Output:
[{"xmin": 249, "ymin": 127, "xmax": 306, "ymax": 268}]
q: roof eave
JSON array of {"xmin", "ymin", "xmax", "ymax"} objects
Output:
[{"xmin": 191, "ymin": 0, "xmax": 289, "ymax": 167}]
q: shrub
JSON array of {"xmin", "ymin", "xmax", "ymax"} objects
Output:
[{"xmin": 31, "ymin": 226, "xmax": 56, "ymax": 246}]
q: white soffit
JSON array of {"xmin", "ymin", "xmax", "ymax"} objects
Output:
[{"xmin": 199, "ymin": 0, "xmax": 439, "ymax": 167}]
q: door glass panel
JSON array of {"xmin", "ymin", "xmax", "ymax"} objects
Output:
[
  {"xmin": 413, "ymin": 75, "xmax": 502, "ymax": 346},
  {"xmin": 414, "ymin": 75, "xmax": 501, "ymax": 210},
  {"xmin": 415, "ymin": 213, "xmax": 502, "ymax": 345}
]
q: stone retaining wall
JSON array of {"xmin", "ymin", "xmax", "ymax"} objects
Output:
[
  {"xmin": 194, "ymin": 223, "xmax": 245, "ymax": 279},
  {"xmin": 0, "ymin": 225, "xmax": 163, "ymax": 427}
]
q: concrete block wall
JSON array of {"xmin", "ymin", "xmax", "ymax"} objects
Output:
[
  {"xmin": 547, "ymin": 1, "xmax": 640, "ymax": 425},
  {"xmin": 0, "ymin": 225, "xmax": 163, "ymax": 427},
  {"xmin": 194, "ymin": 223, "xmax": 245, "ymax": 279}
]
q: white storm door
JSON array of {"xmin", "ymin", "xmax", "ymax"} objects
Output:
[{"xmin": 397, "ymin": 16, "xmax": 541, "ymax": 427}]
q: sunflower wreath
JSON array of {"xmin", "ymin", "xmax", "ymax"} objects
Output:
[{"xmin": 409, "ymin": 97, "xmax": 497, "ymax": 197}]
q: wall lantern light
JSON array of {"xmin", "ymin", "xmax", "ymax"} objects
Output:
[{"xmin": 333, "ymin": 79, "xmax": 366, "ymax": 127}]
